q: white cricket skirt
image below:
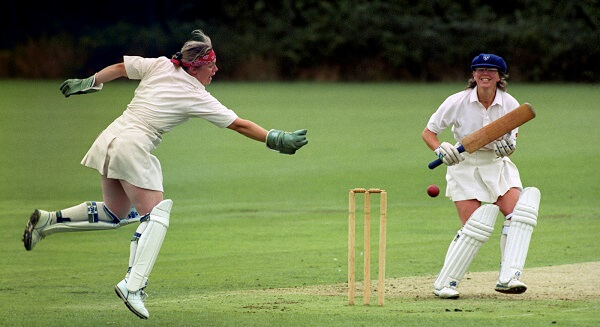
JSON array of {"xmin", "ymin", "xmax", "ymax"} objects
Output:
[
  {"xmin": 445, "ymin": 150, "xmax": 522, "ymax": 203},
  {"xmin": 81, "ymin": 111, "xmax": 164, "ymax": 192}
]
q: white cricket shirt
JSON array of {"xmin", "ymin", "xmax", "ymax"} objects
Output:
[
  {"xmin": 81, "ymin": 56, "xmax": 238, "ymax": 191},
  {"xmin": 426, "ymin": 87, "xmax": 520, "ymax": 151},
  {"xmin": 426, "ymin": 87, "xmax": 523, "ymax": 202},
  {"xmin": 124, "ymin": 55, "xmax": 238, "ymax": 133}
]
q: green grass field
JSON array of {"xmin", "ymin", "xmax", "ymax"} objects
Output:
[{"xmin": 1, "ymin": 81, "xmax": 599, "ymax": 326}]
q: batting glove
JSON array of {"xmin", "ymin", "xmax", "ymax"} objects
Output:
[
  {"xmin": 266, "ymin": 129, "xmax": 308, "ymax": 154},
  {"xmin": 59, "ymin": 75, "xmax": 103, "ymax": 98},
  {"xmin": 435, "ymin": 142, "xmax": 464, "ymax": 166},
  {"xmin": 494, "ymin": 138, "xmax": 517, "ymax": 157}
]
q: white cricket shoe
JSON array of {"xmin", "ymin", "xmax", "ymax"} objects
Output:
[
  {"xmin": 495, "ymin": 279, "xmax": 528, "ymax": 294},
  {"xmin": 434, "ymin": 287, "xmax": 460, "ymax": 299},
  {"xmin": 115, "ymin": 279, "xmax": 149, "ymax": 319},
  {"xmin": 22, "ymin": 209, "xmax": 52, "ymax": 251}
]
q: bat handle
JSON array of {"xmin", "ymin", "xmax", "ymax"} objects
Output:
[{"xmin": 428, "ymin": 145, "xmax": 465, "ymax": 170}]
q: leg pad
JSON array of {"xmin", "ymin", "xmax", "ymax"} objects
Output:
[
  {"xmin": 127, "ymin": 200, "xmax": 173, "ymax": 292},
  {"xmin": 498, "ymin": 187, "xmax": 540, "ymax": 284},
  {"xmin": 434, "ymin": 204, "xmax": 499, "ymax": 290}
]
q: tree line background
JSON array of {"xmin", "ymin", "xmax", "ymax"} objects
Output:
[{"xmin": 2, "ymin": 0, "xmax": 599, "ymax": 82}]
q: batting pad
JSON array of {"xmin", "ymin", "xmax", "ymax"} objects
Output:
[
  {"xmin": 434, "ymin": 204, "xmax": 499, "ymax": 290},
  {"xmin": 127, "ymin": 199, "xmax": 172, "ymax": 292},
  {"xmin": 41, "ymin": 220, "xmax": 136, "ymax": 235},
  {"xmin": 41, "ymin": 203, "xmax": 140, "ymax": 236},
  {"xmin": 499, "ymin": 187, "xmax": 540, "ymax": 284}
]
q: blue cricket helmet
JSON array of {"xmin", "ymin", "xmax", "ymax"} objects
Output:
[{"xmin": 470, "ymin": 53, "xmax": 507, "ymax": 73}]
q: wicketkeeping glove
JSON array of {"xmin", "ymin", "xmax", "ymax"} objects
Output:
[
  {"xmin": 59, "ymin": 75, "xmax": 103, "ymax": 98},
  {"xmin": 434, "ymin": 142, "xmax": 464, "ymax": 166},
  {"xmin": 266, "ymin": 129, "xmax": 308, "ymax": 154},
  {"xmin": 494, "ymin": 138, "xmax": 516, "ymax": 157}
]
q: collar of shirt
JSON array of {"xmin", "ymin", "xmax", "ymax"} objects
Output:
[
  {"xmin": 178, "ymin": 68, "xmax": 206, "ymax": 91},
  {"xmin": 469, "ymin": 86, "xmax": 504, "ymax": 108}
]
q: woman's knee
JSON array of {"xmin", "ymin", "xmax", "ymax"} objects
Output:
[
  {"xmin": 119, "ymin": 180, "xmax": 163, "ymax": 215},
  {"xmin": 496, "ymin": 188, "xmax": 521, "ymax": 215},
  {"xmin": 101, "ymin": 176, "xmax": 132, "ymax": 218}
]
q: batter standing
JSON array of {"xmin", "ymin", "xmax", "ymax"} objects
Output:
[{"xmin": 422, "ymin": 53, "xmax": 541, "ymax": 299}]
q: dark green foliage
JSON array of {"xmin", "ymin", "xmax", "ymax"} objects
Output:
[{"xmin": 2, "ymin": 1, "xmax": 599, "ymax": 81}]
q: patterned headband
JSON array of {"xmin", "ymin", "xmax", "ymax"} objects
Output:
[{"xmin": 171, "ymin": 50, "xmax": 216, "ymax": 68}]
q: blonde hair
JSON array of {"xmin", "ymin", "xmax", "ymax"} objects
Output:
[
  {"xmin": 172, "ymin": 30, "xmax": 213, "ymax": 68},
  {"xmin": 466, "ymin": 72, "xmax": 509, "ymax": 91}
]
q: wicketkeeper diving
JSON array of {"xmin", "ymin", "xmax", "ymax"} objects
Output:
[{"xmin": 22, "ymin": 29, "xmax": 308, "ymax": 319}]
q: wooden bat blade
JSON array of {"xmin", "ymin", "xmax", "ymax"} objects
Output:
[
  {"xmin": 461, "ymin": 103, "xmax": 535, "ymax": 153},
  {"xmin": 428, "ymin": 103, "xmax": 535, "ymax": 170}
]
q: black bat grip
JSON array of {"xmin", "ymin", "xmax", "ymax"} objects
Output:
[{"xmin": 428, "ymin": 145, "xmax": 465, "ymax": 170}]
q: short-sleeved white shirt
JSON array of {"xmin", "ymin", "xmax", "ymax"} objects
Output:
[
  {"xmin": 81, "ymin": 56, "xmax": 238, "ymax": 191},
  {"xmin": 123, "ymin": 56, "xmax": 238, "ymax": 132},
  {"xmin": 427, "ymin": 87, "xmax": 520, "ymax": 151},
  {"xmin": 426, "ymin": 87, "xmax": 523, "ymax": 202}
]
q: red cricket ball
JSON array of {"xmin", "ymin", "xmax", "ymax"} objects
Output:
[{"xmin": 427, "ymin": 184, "xmax": 440, "ymax": 197}]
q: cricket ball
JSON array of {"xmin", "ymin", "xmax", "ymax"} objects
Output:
[{"xmin": 427, "ymin": 184, "xmax": 440, "ymax": 197}]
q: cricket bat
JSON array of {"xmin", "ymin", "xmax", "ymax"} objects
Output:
[{"xmin": 428, "ymin": 103, "xmax": 536, "ymax": 169}]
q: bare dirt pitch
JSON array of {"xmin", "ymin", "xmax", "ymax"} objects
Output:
[{"xmin": 257, "ymin": 262, "xmax": 599, "ymax": 301}]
